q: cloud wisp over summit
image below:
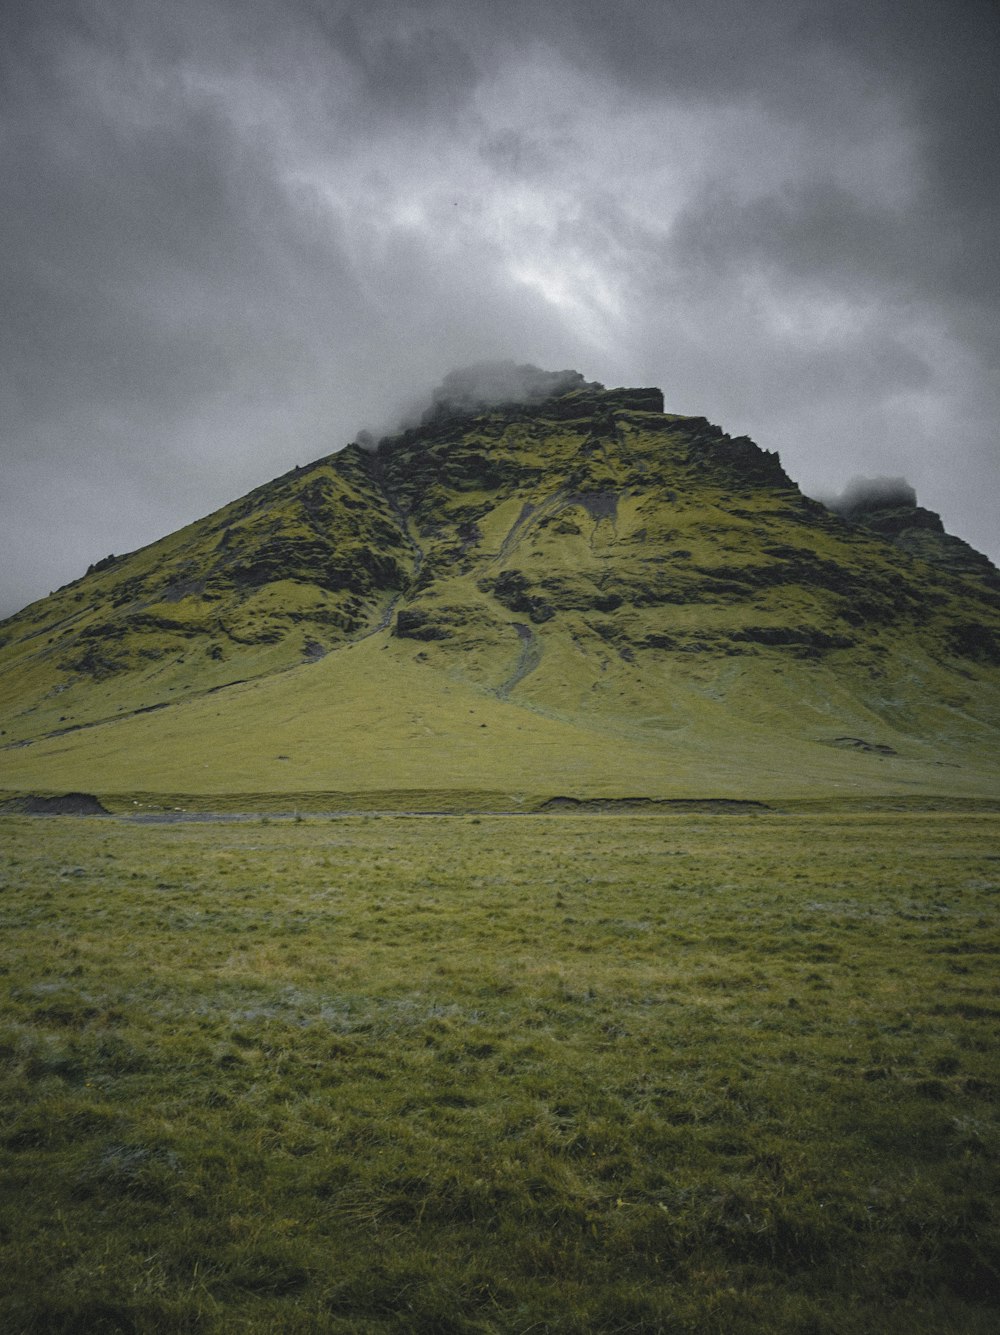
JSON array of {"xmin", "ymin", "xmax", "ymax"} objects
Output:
[
  {"xmin": 822, "ymin": 476, "xmax": 920, "ymax": 518},
  {"xmin": 1, "ymin": 0, "xmax": 998, "ymax": 614}
]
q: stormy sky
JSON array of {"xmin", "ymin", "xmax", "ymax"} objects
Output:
[{"xmin": 2, "ymin": 0, "xmax": 999, "ymax": 617}]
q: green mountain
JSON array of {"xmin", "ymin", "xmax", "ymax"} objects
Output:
[{"xmin": 2, "ymin": 367, "xmax": 999, "ymax": 810}]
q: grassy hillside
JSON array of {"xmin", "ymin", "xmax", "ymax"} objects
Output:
[
  {"xmin": 2, "ymin": 383, "xmax": 999, "ymax": 806},
  {"xmin": 3, "ymin": 628, "xmax": 1000, "ymax": 811}
]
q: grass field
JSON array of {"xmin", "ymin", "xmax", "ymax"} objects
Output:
[{"xmin": 1, "ymin": 809, "xmax": 998, "ymax": 1332}]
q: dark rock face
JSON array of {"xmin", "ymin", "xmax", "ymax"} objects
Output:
[
  {"xmin": 1, "ymin": 792, "xmax": 110, "ymax": 815},
  {"xmin": 541, "ymin": 386, "xmax": 664, "ymax": 419},
  {"xmin": 683, "ymin": 424, "xmax": 791, "ymax": 487},
  {"xmin": 480, "ymin": 571, "xmax": 555, "ymax": 624},
  {"xmin": 730, "ymin": 626, "xmax": 856, "ymax": 655},
  {"xmin": 394, "ymin": 609, "xmax": 451, "ymax": 640},
  {"xmin": 824, "ymin": 737, "xmax": 898, "ymax": 755},
  {"xmin": 947, "ymin": 622, "xmax": 1000, "ymax": 664},
  {"xmin": 85, "ymin": 554, "xmax": 121, "ymax": 576},
  {"xmin": 837, "ymin": 505, "xmax": 1000, "ymax": 591},
  {"xmin": 817, "ymin": 478, "xmax": 1000, "ymax": 592},
  {"xmin": 859, "ymin": 505, "xmax": 945, "ymax": 539}
]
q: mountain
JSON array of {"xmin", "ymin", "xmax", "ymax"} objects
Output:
[{"xmin": 2, "ymin": 366, "xmax": 999, "ymax": 810}]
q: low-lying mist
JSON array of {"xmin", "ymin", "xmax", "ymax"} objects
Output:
[
  {"xmin": 818, "ymin": 475, "xmax": 918, "ymax": 517},
  {"xmin": 354, "ymin": 361, "xmax": 600, "ymax": 449}
]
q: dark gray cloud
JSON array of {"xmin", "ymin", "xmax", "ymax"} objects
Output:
[
  {"xmin": 1, "ymin": 0, "xmax": 998, "ymax": 616},
  {"xmin": 426, "ymin": 363, "xmax": 595, "ymax": 417},
  {"xmin": 822, "ymin": 477, "xmax": 918, "ymax": 517}
]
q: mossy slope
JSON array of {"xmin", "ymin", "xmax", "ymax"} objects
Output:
[{"xmin": 2, "ymin": 383, "xmax": 999, "ymax": 802}]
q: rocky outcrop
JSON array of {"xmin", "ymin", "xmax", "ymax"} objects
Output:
[{"xmin": 831, "ymin": 500, "xmax": 1000, "ymax": 591}]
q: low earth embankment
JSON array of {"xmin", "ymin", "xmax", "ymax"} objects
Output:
[{"xmin": 2, "ymin": 789, "xmax": 1000, "ymax": 818}]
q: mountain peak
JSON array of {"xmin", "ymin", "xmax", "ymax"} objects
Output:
[
  {"xmin": 350, "ymin": 366, "xmax": 666, "ymax": 453},
  {"xmin": 425, "ymin": 362, "xmax": 599, "ymax": 418},
  {"xmin": 2, "ymin": 380, "xmax": 999, "ymax": 805},
  {"xmin": 416, "ymin": 362, "xmax": 665, "ymax": 426},
  {"xmin": 822, "ymin": 475, "xmax": 999, "ymax": 589}
]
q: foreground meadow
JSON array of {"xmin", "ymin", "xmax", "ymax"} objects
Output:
[{"xmin": 0, "ymin": 810, "xmax": 997, "ymax": 1333}]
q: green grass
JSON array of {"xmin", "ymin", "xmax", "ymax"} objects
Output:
[
  {"xmin": 1, "ymin": 810, "xmax": 998, "ymax": 1331},
  {"xmin": 5, "ymin": 609, "xmax": 1000, "ymax": 805}
]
